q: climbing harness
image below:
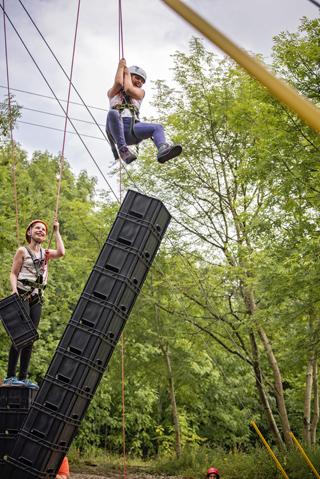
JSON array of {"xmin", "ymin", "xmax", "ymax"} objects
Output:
[{"xmin": 19, "ymin": 247, "xmax": 47, "ymax": 304}]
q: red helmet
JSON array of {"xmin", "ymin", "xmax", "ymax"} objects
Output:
[
  {"xmin": 25, "ymin": 219, "xmax": 48, "ymax": 243},
  {"xmin": 207, "ymin": 467, "xmax": 219, "ymax": 479}
]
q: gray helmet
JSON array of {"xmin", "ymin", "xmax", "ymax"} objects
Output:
[{"xmin": 129, "ymin": 65, "xmax": 147, "ymax": 83}]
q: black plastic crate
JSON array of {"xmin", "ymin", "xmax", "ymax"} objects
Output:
[
  {"xmin": 2, "ymin": 458, "xmax": 48, "ymax": 479},
  {"xmin": 71, "ymin": 293, "xmax": 127, "ymax": 336},
  {"xmin": 108, "ymin": 214, "xmax": 161, "ymax": 262},
  {"xmin": 0, "ymin": 387, "xmax": 37, "ymax": 409},
  {"xmin": 85, "ymin": 267, "xmax": 139, "ymax": 314},
  {"xmin": 0, "ymin": 409, "xmax": 29, "ymax": 434},
  {"xmin": 0, "ymin": 294, "xmax": 39, "ymax": 350},
  {"xmin": 21, "ymin": 403, "xmax": 80, "ymax": 448},
  {"xmin": 60, "ymin": 322, "xmax": 116, "ymax": 368},
  {"xmin": 0, "ymin": 433, "xmax": 16, "ymax": 458},
  {"xmin": 3, "ymin": 432, "xmax": 66, "ymax": 477},
  {"xmin": 121, "ymin": 189, "xmax": 171, "ymax": 235},
  {"xmin": 33, "ymin": 376, "xmax": 93, "ymax": 421},
  {"xmin": 46, "ymin": 349, "xmax": 103, "ymax": 393},
  {"xmin": 96, "ymin": 240, "xmax": 150, "ymax": 288}
]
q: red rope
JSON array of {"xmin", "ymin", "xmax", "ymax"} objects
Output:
[
  {"xmin": 3, "ymin": 0, "xmax": 20, "ymax": 245},
  {"xmin": 53, "ymin": 0, "xmax": 81, "ymax": 224}
]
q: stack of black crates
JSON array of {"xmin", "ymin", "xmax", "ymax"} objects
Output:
[
  {"xmin": 2, "ymin": 190, "xmax": 171, "ymax": 479},
  {"xmin": 0, "ymin": 388, "xmax": 37, "ymax": 467}
]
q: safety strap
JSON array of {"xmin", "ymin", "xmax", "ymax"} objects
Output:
[
  {"xmin": 19, "ymin": 278, "xmax": 46, "ymax": 290},
  {"xmin": 25, "ymin": 246, "xmax": 44, "ymax": 284}
]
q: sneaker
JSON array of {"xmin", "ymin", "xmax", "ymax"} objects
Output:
[
  {"xmin": 157, "ymin": 143, "xmax": 182, "ymax": 164},
  {"xmin": 2, "ymin": 376, "xmax": 25, "ymax": 387},
  {"xmin": 20, "ymin": 379, "xmax": 39, "ymax": 390},
  {"xmin": 119, "ymin": 146, "xmax": 137, "ymax": 165}
]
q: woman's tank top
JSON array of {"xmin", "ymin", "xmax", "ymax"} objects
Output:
[{"xmin": 17, "ymin": 247, "xmax": 48, "ymax": 292}]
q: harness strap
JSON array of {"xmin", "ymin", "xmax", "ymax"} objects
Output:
[
  {"xmin": 19, "ymin": 278, "xmax": 47, "ymax": 290},
  {"xmin": 25, "ymin": 246, "xmax": 44, "ymax": 282}
]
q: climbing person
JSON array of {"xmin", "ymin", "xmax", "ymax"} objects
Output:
[
  {"xmin": 56, "ymin": 456, "xmax": 70, "ymax": 479},
  {"xmin": 106, "ymin": 57, "xmax": 182, "ymax": 165},
  {"xmin": 2, "ymin": 218, "xmax": 65, "ymax": 389},
  {"xmin": 207, "ymin": 467, "xmax": 220, "ymax": 479}
]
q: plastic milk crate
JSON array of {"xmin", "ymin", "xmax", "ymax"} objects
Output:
[{"xmin": 0, "ymin": 294, "xmax": 39, "ymax": 350}]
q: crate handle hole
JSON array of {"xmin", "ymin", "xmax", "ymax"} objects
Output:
[
  {"xmin": 93, "ymin": 291, "xmax": 107, "ymax": 301},
  {"xmin": 19, "ymin": 457, "xmax": 33, "ymax": 466},
  {"xmin": 69, "ymin": 346, "xmax": 82, "ymax": 355},
  {"xmin": 31, "ymin": 428, "xmax": 45, "ymax": 439},
  {"xmin": 129, "ymin": 210, "xmax": 143, "ymax": 219},
  {"xmin": 45, "ymin": 402, "xmax": 58, "ymax": 411},
  {"xmin": 57, "ymin": 374, "xmax": 70, "ymax": 384},
  {"xmin": 144, "ymin": 251, "xmax": 150, "ymax": 259},
  {"xmin": 118, "ymin": 237, "xmax": 132, "ymax": 246},
  {"xmin": 120, "ymin": 305, "xmax": 127, "ymax": 312},
  {"xmin": 156, "ymin": 224, "xmax": 162, "ymax": 232},
  {"xmin": 81, "ymin": 319, "xmax": 95, "ymax": 328},
  {"xmin": 133, "ymin": 278, "xmax": 138, "ymax": 285},
  {"xmin": 105, "ymin": 264, "xmax": 119, "ymax": 273}
]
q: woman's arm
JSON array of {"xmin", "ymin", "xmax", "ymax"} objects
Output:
[
  {"xmin": 46, "ymin": 220, "xmax": 65, "ymax": 260},
  {"xmin": 108, "ymin": 58, "xmax": 126, "ymax": 99},
  {"xmin": 10, "ymin": 247, "xmax": 25, "ymax": 293}
]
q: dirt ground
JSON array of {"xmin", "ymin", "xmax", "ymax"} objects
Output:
[{"xmin": 70, "ymin": 473, "xmax": 182, "ymax": 479}]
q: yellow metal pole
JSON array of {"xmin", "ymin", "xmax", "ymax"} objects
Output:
[
  {"xmin": 289, "ymin": 432, "xmax": 320, "ymax": 479},
  {"xmin": 162, "ymin": 0, "xmax": 320, "ymax": 134},
  {"xmin": 250, "ymin": 421, "xmax": 290, "ymax": 479}
]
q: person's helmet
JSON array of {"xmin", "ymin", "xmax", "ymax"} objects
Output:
[
  {"xmin": 129, "ymin": 65, "xmax": 147, "ymax": 83},
  {"xmin": 207, "ymin": 467, "xmax": 219, "ymax": 479},
  {"xmin": 25, "ymin": 219, "xmax": 48, "ymax": 243}
]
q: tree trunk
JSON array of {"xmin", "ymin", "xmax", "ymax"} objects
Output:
[
  {"xmin": 258, "ymin": 327, "xmax": 293, "ymax": 447},
  {"xmin": 303, "ymin": 355, "xmax": 314, "ymax": 445},
  {"xmin": 243, "ymin": 285, "xmax": 285, "ymax": 449},
  {"xmin": 249, "ymin": 331, "xmax": 285, "ymax": 450},
  {"xmin": 311, "ymin": 356, "xmax": 319, "ymax": 445},
  {"xmin": 160, "ymin": 344, "xmax": 182, "ymax": 458}
]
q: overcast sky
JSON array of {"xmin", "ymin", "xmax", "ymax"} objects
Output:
[{"xmin": 1, "ymin": 0, "xmax": 319, "ymax": 196}]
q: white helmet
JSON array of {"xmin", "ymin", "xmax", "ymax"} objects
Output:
[{"xmin": 129, "ymin": 65, "xmax": 147, "ymax": 83}]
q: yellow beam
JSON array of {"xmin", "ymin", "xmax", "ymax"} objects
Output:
[
  {"xmin": 162, "ymin": 0, "xmax": 320, "ymax": 133},
  {"xmin": 289, "ymin": 432, "xmax": 320, "ymax": 479},
  {"xmin": 250, "ymin": 421, "xmax": 289, "ymax": 479}
]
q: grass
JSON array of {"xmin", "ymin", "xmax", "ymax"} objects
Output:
[{"xmin": 68, "ymin": 444, "xmax": 320, "ymax": 479}]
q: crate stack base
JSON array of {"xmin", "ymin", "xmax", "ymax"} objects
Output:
[
  {"xmin": 2, "ymin": 190, "xmax": 171, "ymax": 479},
  {"xmin": 0, "ymin": 386, "xmax": 37, "ymax": 467}
]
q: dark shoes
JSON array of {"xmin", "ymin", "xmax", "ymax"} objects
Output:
[
  {"xmin": 118, "ymin": 143, "xmax": 182, "ymax": 165},
  {"xmin": 119, "ymin": 146, "xmax": 137, "ymax": 165},
  {"xmin": 157, "ymin": 143, "xmax": 182, "ymax": 163}
]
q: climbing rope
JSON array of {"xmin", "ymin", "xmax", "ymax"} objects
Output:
[
  {"xmin": 118, "ymin": 0, "xmax": 124, "ymax": 60},
  {"xmin": 118, "ymin": 2, "xmax": 127, "ymax": 478},
  {"xmin": 53, "ymin": 0, "xmax": 81, "ymax": 224},
  {"xmin": 2, "ymin": 0, "xmax": 20, "ymax": 245}
]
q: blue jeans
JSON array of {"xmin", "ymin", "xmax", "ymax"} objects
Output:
[{"xmin": 106, "ymin": 109, "xmax": 166, "ymax": 149}]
